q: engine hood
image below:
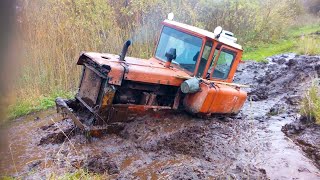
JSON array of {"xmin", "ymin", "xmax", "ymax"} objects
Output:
[{"xmin": 77, "ymin": 52, "xmax": 190, "ymax": 86}]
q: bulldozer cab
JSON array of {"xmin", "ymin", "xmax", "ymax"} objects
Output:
[{"xmin": 156, "ymin": 20, "xmax": 243, "ymax": 83}]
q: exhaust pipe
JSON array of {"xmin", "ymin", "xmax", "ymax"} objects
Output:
[
  {"xmin": 119, "ymin": 40, "xmax": 131, "ymax": 61},
  {"xmin": 164, "ymin": 48, "xmax": 176, "ymax": 68}
]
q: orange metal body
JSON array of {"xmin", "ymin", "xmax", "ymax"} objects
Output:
[
  {"xmin": 72, "ymin": 20, "xmax": 247, "ymax": 119},
  {"xmin": 183, "ymin": 83, "xmax": 247, "ymax": 114},
  {"xmin": 78, "ymin": 52, "xmax": 189, "ymax": 86}
]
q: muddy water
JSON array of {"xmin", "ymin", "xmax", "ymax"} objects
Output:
[
  {"xmin": 1, "ymin": 54, "xmax": 320, "ymax": 179},
  {"xmin": 0, "ymin": 107, "xmax": 319, "ymax": 179},
  {"xmin": 0, "ymin": 109, "xmax": 61, "ymax": 176},
  {"xmin": 255, "ymin": 118, "xmax": 318, "ymax": 178},
  {"xmin": 239, "ymin": 100, "xmax": 320, "ymax": 179}
]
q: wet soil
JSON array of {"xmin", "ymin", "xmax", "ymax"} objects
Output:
[
  {"xmin": 1, "ymin": 53, "xmax": 320, "ymax": 179},
  {"xmin": 282, "ymin": 118, "xmax": 320, "ymax": 170}
]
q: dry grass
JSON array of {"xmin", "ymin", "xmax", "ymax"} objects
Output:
[
  {"xmin": 8, "ymin": 1, "xmax": 155, "ymax": 119},
  {"xmin": 301, "ymin": 80, "xmax": 320, "ymax": 124},
  {"xmin": 297, "ymin": 35, "xmax": 320, "ymax": 55}
]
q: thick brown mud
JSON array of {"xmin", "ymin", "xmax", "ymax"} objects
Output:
[
  {"xmin": 282, "ymin": 118, "xmax": 320, "ymax": 170},
  {"xmin": 1, "ymin": 54, "xmax": 320, "ymax": 179}
]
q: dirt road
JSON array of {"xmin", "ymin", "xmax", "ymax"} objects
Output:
[{"xmin": 1, "ymin": 53, "xmax": 320, "ymax": 179}]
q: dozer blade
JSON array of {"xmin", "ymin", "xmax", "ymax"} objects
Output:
[
  {"xmin": 55, "ymin": 97, "xmax": 118, "ymax": 137},
  {"xmin": 55, "ymin": 97, "xmax": 173, "ymax": 137},
  {"xmin": 55, "ymin": 98, "xmax": 88, "ymax": 131}
]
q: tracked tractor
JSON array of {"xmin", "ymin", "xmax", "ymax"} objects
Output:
[{"xmin": 56, "ymin": 15, "xmax": 247, "ymax": 136}]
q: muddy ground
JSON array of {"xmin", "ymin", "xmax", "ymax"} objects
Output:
[{"xmin": 1, "ymin": 53, "xmax": 320, "ymax": 179}]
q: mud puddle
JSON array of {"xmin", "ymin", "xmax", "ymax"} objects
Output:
[
  {"xmin": 282, "ymin": 118, "xmax": 320, "ymax": 170},
  {"xmin": 1, "ymin": 53, "xmax": 320, "ymax": 179},
  {"xmin": 0, "ymin": 109, "xmax": 63, "ymax": 176}
]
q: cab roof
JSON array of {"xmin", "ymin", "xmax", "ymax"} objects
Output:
[{"xmin": 163, "ymin": 20, "xmax": 242, "ymax": 50}]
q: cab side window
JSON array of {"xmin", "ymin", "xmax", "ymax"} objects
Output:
[
  {"xmin": 196, "ymin": 41, "xmax": 212, "ymax": 77},
  {"xmin": 212, "ymin": 49, "xmax": 236, "ymax": 79}
]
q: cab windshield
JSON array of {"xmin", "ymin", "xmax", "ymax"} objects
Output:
[{"xmin": 155, "ymin": 26, "xmax": 202, "ymax": 72}]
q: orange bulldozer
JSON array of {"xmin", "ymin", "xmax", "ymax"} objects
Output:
[{"xmin": 56, "ymin": 14, "xmax": 247, "ymax": 136}]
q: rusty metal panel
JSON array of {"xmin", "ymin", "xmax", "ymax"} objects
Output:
[
  {"xmin": 78, "ymin": 67, "xmax": 102, "ymax": 107},
  {"xmin": 101, "ymin": 86, "xmax": 116, "ymax": 108}
]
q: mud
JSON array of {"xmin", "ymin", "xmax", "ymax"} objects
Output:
[
  {"xmin": 38, "ymin": 119, "xmax": 76, "ymax": 145},
  {"xmin": 1, "ymin": 53, "xmax": 320, "ymax": 179},
  {"xmin": 282, "ymin": 119, "xmax": 320, "ymax": 169}
]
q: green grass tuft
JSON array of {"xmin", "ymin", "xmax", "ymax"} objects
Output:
[
  {"xmin": 49, "ymin": 169, "xmax": 105, "ymax": 180},
  {"xmin": 0, "ymin": 176, "xmax": 15, "ymax": 180}
]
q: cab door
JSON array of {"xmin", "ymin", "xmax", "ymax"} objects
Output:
[{"xmin": 209, "ymin": 45, "xmax": 241, "ymax": 83}]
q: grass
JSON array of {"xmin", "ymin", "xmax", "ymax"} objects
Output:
[
  {"xmin": 301, "ymin": 80, "xmax": 320, "ymax": 125},
  {"xmin": 6, "ymin": 90, "xmax": 75, "ymax": 119},
  {"xmin": 0, "ymin": 169, "xmax": 106, "ymax": 180},
  {"xmin": 0, "ymin": 176, "xmax": 15, "ymax": 180},
  {"xmin": 48, "ymin": 169, "xmax": 106, "ymax": 180},
  {"xmin": 296, "ymin": 36, "xmax": 320, "ymax": 55},
  {"xmin": 243, "ymin": 24, "xmax": 320, "ymax": 61}
]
